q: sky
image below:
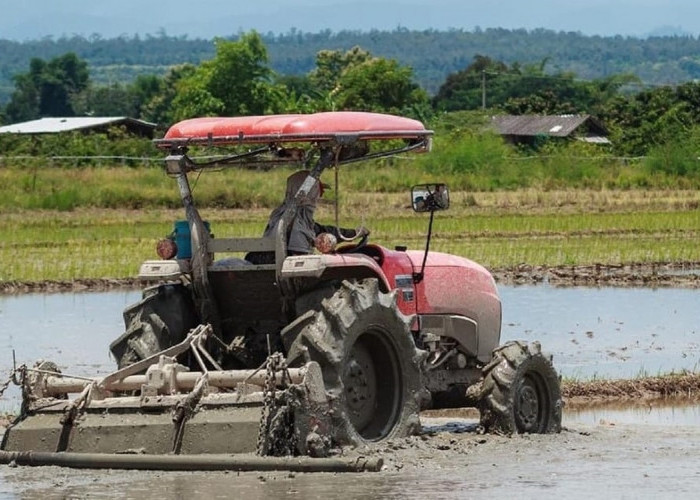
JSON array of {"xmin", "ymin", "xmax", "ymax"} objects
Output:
[{"xmin": 1, "ymin": 0, "xmax": 699, "ymax": 40}]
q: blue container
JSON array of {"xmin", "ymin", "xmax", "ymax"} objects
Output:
[{"xmin": 173, "ymin": 220, "xmax": 210, "ymax": 259}]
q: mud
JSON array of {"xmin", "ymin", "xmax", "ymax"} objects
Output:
[
  {"xmin": 2, "ymin": 261, "xmax": 699, "ymax": 295},
  {"xmin": 1, "ymin": 271, "xmax": 698, "ymax": 496},
  {"xmin": 492, "ymin": 261, "xmax": 700, "ymax": 288},
  {"xmin": 0, "ymin": 417, "xmax": 697, "ymax": 498},
  {"xmin": 0, "ymin": 278, "xmax": 144, "ymax": 295},
  {"xmin": 562, "ymin": 372, "xmax": 700, "ymax": 400}
]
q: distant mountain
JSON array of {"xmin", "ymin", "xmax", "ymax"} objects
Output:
[
  {"xmin": 3, "ymin": 0, "xmax": 700, "ymax": 40},
  {"xmin": 644, "ymin": 26, "xmax": 693, "ymax": 38},
  {"xmin": 3, "ymin": 28, "xmax": 700, "ymax": 108}
]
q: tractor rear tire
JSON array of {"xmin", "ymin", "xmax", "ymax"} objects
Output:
[
  {"xmin": 109, "ymin": 283, "xmax": 198, "ymax": 369},
  {"xmin": 283, "ymin": 279, "xmax": 424, "ymax": 446},
  {"xmin": 479, "ymin": 340, "xmax": 562, "ymax": 434}
]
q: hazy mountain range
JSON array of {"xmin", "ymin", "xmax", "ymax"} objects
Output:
[{"xmin": 2, "ymin": 0, "xmax": 698, "ymax": 41}]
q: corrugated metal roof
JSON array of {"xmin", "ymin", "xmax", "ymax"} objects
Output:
[
  {"xmin": 578, "ymin": 136, "xmax": 611, "ymax": 144},
  {"xmin": 491, "ymin": 114, "xmax": 606, "ymax": 138},
  {"xmin": 0, "ymin": 117, "xmax": 156, "ymax": 134}
]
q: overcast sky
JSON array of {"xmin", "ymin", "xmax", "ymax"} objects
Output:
[{"xmin": 2, "ymin": 0, "xmax": 699, "ymax": 40}]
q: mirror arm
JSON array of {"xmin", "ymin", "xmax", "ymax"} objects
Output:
[{"xmin": 413, "ymin": 209, "xmax": 435, "ymax": 284}]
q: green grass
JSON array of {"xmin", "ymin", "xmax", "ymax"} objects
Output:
[
  {"xmin": 1, "ymin": 202, "xmax": 698, "ymax": 282},
  {"xmin": 1, "ymin": 157, "xmax": 699, "ymax": 282},
  {"xmin": 2, "ymin": 153, "xmax": 700, "ymax": 212}
]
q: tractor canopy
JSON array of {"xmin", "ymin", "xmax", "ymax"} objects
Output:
[
  {"xmin": 155, "ymin": 111, "xmax": 432, "ymax": 172},
  {"xmin": 158, "ymin": 111, "xmax": 432, "ymax": 147}
]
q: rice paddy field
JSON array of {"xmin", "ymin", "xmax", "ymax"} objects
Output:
[{"xmin": 1, "ymin": 164, "xmax": 699, "ymax": 283}]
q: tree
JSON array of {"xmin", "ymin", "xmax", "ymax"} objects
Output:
[
  {"xmin": 71, "ymin": 83, "xmax": 137, "ymax": 116},
  {"xmin": 140, "ymin": 64, "xmax": 196, "ymax": 125},
  {"xmin": 69, "ymin": 73, "xmax": 165, "ymax": 119},
  {"xmin": 170, "ymin": 32, "xmax": 283, "ymax": 120},
  {"xmin": 602, "ymin": 81, "xmax": 700, "ymax": 155},
  {"xmin": 432, "ymin": 55, "xmax": 509, "ymax": 111},
  {"xmin": 5, "ymin": 53, "xmax": 89, "ymax": 122},
  {"xmin": 434, "ymin": 54, "xmax": 635, "ymax": 117},
  {"xmin": 301, "ymin": 46, "xmax": 428, "ymax": 114},
  {"xmin": 309, "ymin": 46, "xmax": 371, "ymax": 93},
  {"xmin": 334, "ymin": 57, "xmax": 429, "ymax": 114},
  {"xmin": 274, "ymin": 74, "xmax": 324, "ymax": 113},
  {"xmin": 129, "ymin": 74, "xmax": 164, "ymax": 117}
]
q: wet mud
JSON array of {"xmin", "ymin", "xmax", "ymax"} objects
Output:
[
  {"xmin": 2, "ymin": 261, "xmax": 699, "ymax": 295},
  {"xmin": 562, "ymin": 372, "xmax": 700, "ymax": 401},
  {"xmin": 0, "ymin": 418, "xmax": 697, "ymax": 499},
  {"xmin": 492, "ymin": 261, "xmax": 700, "ymax": 288},
  {"xmin": 1, "ymin": 268, "xmax": 699, "ymax": 497},
  {"xmin": 0, "ymin": 278, "xmax": 140, "ymax": 295}
]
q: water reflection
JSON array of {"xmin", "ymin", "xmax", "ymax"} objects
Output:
[
  {"xmin": 500, "ymin": 285, "xmax": 699, "ymax": 379},
  {"xmin": 0, "ymin": 290, "xmax": 138, "ymax": 412},
  {"xmin": 0, "ymin": 290, "xmax": 136, "ymax": 376},
  {"xmin": 565, "ymin": 398, "xmax": 700, "ymax": 426},
  {"xmin": 0, "ymin": 285, "xmax": 698, "ymax": 417}
]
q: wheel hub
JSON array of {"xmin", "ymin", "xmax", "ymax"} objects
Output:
[
  {"xmin": 515, "ymin": 377, "xmax": 541, "ymax": 432},
  {"xmin": 343, "ymin": 342, "xmax": 378, "ymax": 433}
]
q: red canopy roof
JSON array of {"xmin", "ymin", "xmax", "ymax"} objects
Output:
[{"xmin": 157, "ymin": 112, "xmax": 431, "ymax": 148}]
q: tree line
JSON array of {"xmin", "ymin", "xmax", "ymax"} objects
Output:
[
  {"xmin": 3, "ymin": 31, "xmax": 700, "ymax": 161},
  {"xmin": 3, "ymin": 27, "xmax": 700, "ymax": 101}
]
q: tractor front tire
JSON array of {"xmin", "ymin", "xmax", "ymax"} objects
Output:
[
  {"xmin": 479, "ymin": 341, "xmax": 562, "ymax": 434},
  {"xmin": 283, "ymin": 279, "xmax": 424, "ymax": 446}
]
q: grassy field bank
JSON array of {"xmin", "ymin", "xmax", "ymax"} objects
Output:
[{"xmin": 1, "ymin": 186, "xmax": 699, "ymax": 283}]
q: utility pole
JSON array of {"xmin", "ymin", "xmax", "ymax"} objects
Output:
[{"xmin": 481, "ymin": 70, "xmax": 486, "ymax": 110}]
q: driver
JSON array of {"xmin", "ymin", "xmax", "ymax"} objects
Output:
[{"xmin": 246, "ymin": 170, "xmax": 368, "ymax": 264}]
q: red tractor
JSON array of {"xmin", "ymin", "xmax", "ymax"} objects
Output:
[{"xmin": 2, "ymin": 112, "xmax": 560, "ymax": 458}]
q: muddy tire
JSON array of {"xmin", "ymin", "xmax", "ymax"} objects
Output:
[
  {"xmin": 283, "ymin": 279, "xmax": 424, "ymax": 446},
  {"xmin": 109, "ymin": 283, "xmax": 198, "ymax": 369},
  {"xmin": 479, "ymin": 340, "xmax": 562, "ymax": 434}
]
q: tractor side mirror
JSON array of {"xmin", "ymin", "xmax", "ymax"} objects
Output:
[{"xmin": 411, "ymin": 183, "xmax": 450, "ymax": 212}]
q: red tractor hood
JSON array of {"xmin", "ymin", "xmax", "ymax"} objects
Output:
[{"xmin": 403, "ymin": 250, "xmax": 501, "ymax": 322}]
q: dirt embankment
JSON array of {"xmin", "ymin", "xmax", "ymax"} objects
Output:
[
  {"xmin": 2, "ymin": 262, "xmax": 699, "ymax": 295},
  {"xmin": 492, "ymin": 261, "xmax": 700, "ymax": 287},
  {"xmin": 0, "ymin": 278, "xmax": 144, "ymax": 295},
  {"xmin": 562, "ymin": 372, "xmax": 700, "ymax": 409}
]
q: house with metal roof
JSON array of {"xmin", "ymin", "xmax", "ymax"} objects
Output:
[
  {"xmin": 0, "ymin": 117, "xmax": 157, "ymax": 138},
  {"xmin": 491, "ymin": 114, "xmax": 610, "ymax": 146}
]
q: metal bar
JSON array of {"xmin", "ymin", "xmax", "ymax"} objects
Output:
[
  {"xmin": 174, "ymin": 168, "xmax": 221, "ymax": 334},
  {"xmin": 196, "ymin": 335, "xmax": 223, "ymax": 371},
  {"xmin": 98, "ymin": 325, "xmax": 209, "ymax": 389},
  {"xmin": 41, "ymin": 368, "xmax": 306, "ymax": 396},
  {"xmin": 0, "ymin": 450, "xmax": 383, "ymax": 473},
  {"xmin": 332, "ymin": 139, "xmax": 430, "ymax": 166}
]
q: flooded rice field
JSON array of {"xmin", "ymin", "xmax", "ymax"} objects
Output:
[
  {"xmin": 499, "ymin": 285, "xmax": 699, "ymax": 380},
  {"xmin": 0, "ymin": 283, "xmax": 698, "ymax": 498},
  {"xmin": 1, "ymin": 284, "xmax": 697, "ymax": 391}
]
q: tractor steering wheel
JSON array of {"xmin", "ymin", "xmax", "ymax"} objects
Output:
[
  {"xmin": 337, "ymin": 228, "xmax": 370, "ymax": 254},
  {"xmin": 354, "ymin": 229, "xmax": 370, "ymax": 250}
]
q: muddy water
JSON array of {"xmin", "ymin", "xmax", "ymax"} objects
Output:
[
  {"xmin": 566, "ymin": 398, "xmax": 700, "ymax": 426},
  {"xmin": 0, "ymin": 423, "xmax": 697, "ymax": 499},
  {"xmin": 0, "ymin": 285, "xmax": 699, "ymax": 499},
  {"xmin": 0, "ymin": 285, "xmax": 698, "ymax": 411},
  {"xmin": 499, "ymin": 285, "xmax": 699, "ymax": 379}
]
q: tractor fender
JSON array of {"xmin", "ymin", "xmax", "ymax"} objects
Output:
[{"xmin": 280, "ymin": 254, "xmax": 391, "ymax": 292}]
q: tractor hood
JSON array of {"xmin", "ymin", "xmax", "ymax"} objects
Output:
[
  {"xmin": 405, "ymin": 250, "xmax": 497, "ymax": 291},
  {"xmin": 404, "ymin": 250, "xmax": 501, "ymax": 347}
]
